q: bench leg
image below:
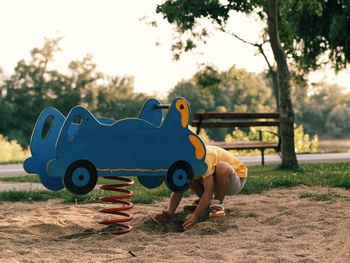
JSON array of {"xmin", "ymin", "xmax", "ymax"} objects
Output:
[{"xmin": 261, "ymin": 149, "xmax": 265, "ymax": 165}]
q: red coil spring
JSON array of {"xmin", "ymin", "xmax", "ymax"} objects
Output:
[{"xmin": 99, "ymin": 176, "xmax": 134, "ymax": 235}]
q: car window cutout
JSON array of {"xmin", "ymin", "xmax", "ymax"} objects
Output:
[
  {"xmin": 68, "ymin": 114, "xmax": 83, "ymax": 143},
  {"xmin": 41, "ymin": 114, "xmax": 54, "ymax": 140}
]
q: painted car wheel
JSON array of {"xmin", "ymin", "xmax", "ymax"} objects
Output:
[
  {"xmin": 166, "ymin": 161, "xmax": 194, "ymax": 192},
  {"xmin": 138, "ymin": 176, "xmax": 163, "ymax": 189},
  {"xmin": 64, "ymin": 160, "xmax": 97, "ymax": 195}
]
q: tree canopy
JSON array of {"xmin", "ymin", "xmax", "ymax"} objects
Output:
[
  {"xmin": 280, "ymin": 0, "xmax": 350, "ymax": 72},
  {"xmin": 157, "ymin": 0, "xmax": 350, "ymax": 72}
]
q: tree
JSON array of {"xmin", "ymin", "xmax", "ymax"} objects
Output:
[
  {"xmin": 0, "ymin": 67, "xmax": 4, "ymax": 85},
  {"xmin": 0, "ymin": 38, "xmax": 147, "ymax": 146},
  {"xmin": 279, "ymin": 0, "xmax": 350, "ymax": 73},
  {"xmin": 169, "ymin": 65, "xmax": 274, "ymax": 113},
  {"xmin": 298, "ymin": 83, "xmax": 350, "ymax": 138},
  {"xmin": 221, "ymin": 67, "xmax": 274, "ymax": 113},
  {"xmin": 0, "ymin": 38, "xmax": 77, "ymax": 145},
  {"xmin": 222, "ymin": 24, "xmax": 280, "ymax": 112},
  {"xmin": 168, "ymin": 81, "xmax": 216, "ymax": 113},
  {"xmin": 168, "ymin": 65, "xmax": 275, "ymax": 140},
  {"xmin": 326, "ymin": 105, "xmax": 350, "ymax": 137},
  {"xmin": 156, "ymin": 0, "xmax": 298, "ymax": 168},
  {"xmin": 266, "ymin": 0, "xmax": 297, "ymax": 167},
  {"xmin": 94, "ymin": 75, "xmax": 148, "ymax": 120}
]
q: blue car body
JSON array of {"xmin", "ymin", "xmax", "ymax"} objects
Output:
[
  {"xmin": 24, "ymin": 98, "xmax": 207, "ymax": 195},
  {"xmin": 23, "ymin": 107, "xmax": 115, "ymax": 191}
]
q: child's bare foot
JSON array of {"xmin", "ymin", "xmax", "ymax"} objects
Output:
[{"xmin": 154, "ymin": 210, "xmax": 172, "ymax": 223}]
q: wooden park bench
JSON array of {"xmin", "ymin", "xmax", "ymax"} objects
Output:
[{"xmin": 190, "ymin": 112, "xmax": 281, "ymax": 165}]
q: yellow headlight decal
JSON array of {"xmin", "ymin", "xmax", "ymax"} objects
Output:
[
  {"xmin": 176, "ymin": 99, "xmax": 189, "ymax": 128},
  {"xmin": 188, "ymin": 135, "xmax": 205, "ymax": 159}
]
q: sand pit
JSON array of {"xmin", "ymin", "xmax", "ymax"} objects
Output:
[{"xmin": 1, "ymin": 186, "xmax": 350, "ymax": 263}]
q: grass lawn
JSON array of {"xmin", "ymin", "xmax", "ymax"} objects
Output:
[
  {"xmin": 0, "ymin": 162, "xmax": 349, "ymax": 203},
  {"xmin": 242, "ymin": 162, "xmax": 350, "ymax": 194},
  {"xmin": 0, "ymin": 177, "xmax": 174, "ymax": 204}
]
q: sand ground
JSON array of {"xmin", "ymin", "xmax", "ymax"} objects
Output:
[{"xmin": 1, "ymin": 186, "xmax": 350, "ymax": 263}]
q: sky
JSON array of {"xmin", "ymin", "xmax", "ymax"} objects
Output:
[{"xmin": 1, "ymin": 0, "xmax": 349, "ymax": 97}]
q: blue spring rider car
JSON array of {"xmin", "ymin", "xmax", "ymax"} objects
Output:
[{"xmin": 24, "ymin": 98, "xmax": 208, "ymax": 195}]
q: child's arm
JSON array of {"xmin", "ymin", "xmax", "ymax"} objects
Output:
[
  {"xmin": 183, "ymin": 175, "xmax": 214, "ymax": 230},
  {"xmin": 168, "ymin": 191, "xmax": 184, "ymax": 215},
  {"xmin": 154, "ymin": 191, "xmax": 184, "ymax": 222}
]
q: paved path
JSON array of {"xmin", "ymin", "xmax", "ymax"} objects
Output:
[
  {"xmin": 0, "ymin": 164, "xmax": 27, "ymax": 177},
  {"xmin": 238, "ymin": 152, "xmax": 350, "ymax": 166},
  {"xmin": 0, "ymin": 153, "xmax": 349, "ymax": 191}
]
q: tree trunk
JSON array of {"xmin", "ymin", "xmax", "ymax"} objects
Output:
[
  {"xmin": 267, "ymin": 0, "xmax": 298, "ymax": 168},
  {"xmin": 257, "ymin": 45, "xmax": 280, "ymax": 112},
  {"xmin": 269, "ymin": 68, "xmax": 280, "ymax": 112}
]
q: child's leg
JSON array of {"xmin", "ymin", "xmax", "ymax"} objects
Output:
[
  {"xmin": 210, "ymin": 162, "xmax": 246, "ymax": 218},
  {"xmin": 210, "ymin": 162, "xmax": 239, "ymax": 218},
  {"xmin": 225, "ymin": 172, "xmax": 246, "ymax": 196},
  {"xmin": 213, "ymin": 161, "xmax": 232, "ymax": 202},
  {"xmin": 190, "ymin": 179, "xmax": 204, "ymax": 198}
]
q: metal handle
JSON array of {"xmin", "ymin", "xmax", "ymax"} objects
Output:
[{"xmin": 154, "ymin": 104, "xmax": 170, "ymax": 109}]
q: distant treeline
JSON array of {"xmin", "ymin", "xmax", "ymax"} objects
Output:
[
  {"xmin": 0, "ymin": 39, "xmax": 349, "ymax": 146},
  {"xmin": 168, "ymin": 65, "xmax": 350, "ymax": 140},
  {"xmin": 0, "ymin": 39, "xmax": 148, "ymax": 146}
]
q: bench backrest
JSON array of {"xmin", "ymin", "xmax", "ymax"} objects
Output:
[
  {"xmin": 156, "ymin": 104, "xmax": 280, "ymax": 130},
  {"xmin": 190, "ymin": 112, "xmax": 280, "ymax": 134}
]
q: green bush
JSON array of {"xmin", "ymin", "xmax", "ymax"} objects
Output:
[
  {"xmin": 199, "ymin": 124, "xmax": 319, "ymax": 155},
  {"xmin": 294, "ymin": 125, "xmax": 319, "ymax": 153}
]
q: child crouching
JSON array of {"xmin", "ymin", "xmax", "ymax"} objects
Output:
[{"xmin": 155, "ymin": 145, "xmax": 247, "ymax": 230}]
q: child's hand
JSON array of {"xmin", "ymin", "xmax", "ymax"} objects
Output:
[
  {"xmin": 182, "ymin": 213, "xmax": 198, "ymax": 231},
  {"xmin": 154, "ymin": 210, "xmax": 172, "ymax": 223}
]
